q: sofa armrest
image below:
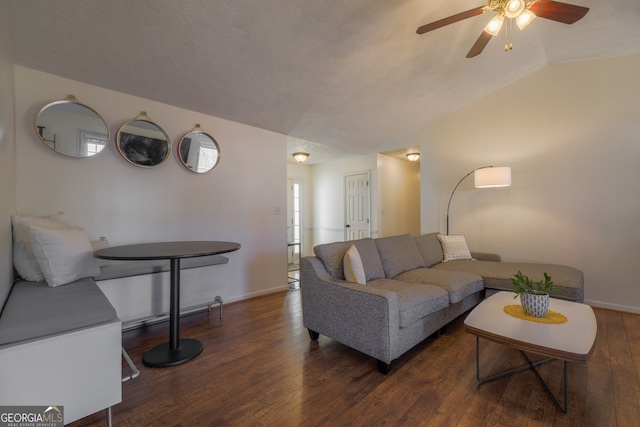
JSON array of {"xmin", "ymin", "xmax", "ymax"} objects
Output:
[
  {"xmin": 470, "ymin": 252, "xmax": 502, "ymax": 262},
  {"xmin": 300, "ymin": 256, "xmax": 399, "ymax": 364}
]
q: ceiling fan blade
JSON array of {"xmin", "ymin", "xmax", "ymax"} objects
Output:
[
  {"xmin": 417, "ymin": 6, "xmax": 486, "ymax": 34},
  {"xmin": 529, "ymin": 0, "xmax": 589, "ymax": 24},
  {"xmin": 466, "ymin": 31, "xmax": 493, "ymax": 58}
]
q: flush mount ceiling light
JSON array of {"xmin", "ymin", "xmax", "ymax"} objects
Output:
[
  {"xmin": 406, "ymin": 153, "xmax": 420, "ymax": 162},
  {"xmin": 417, "ymin": 0, "xmax": 589, "ymax": 58},
  {"xmin": 292, "ymin": 152, "xmax": 309, "ymax": 163}
]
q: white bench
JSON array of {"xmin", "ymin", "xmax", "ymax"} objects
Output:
[{"xmin": 0, "ymin": 278, "xmax": 121, "ymax": 425}]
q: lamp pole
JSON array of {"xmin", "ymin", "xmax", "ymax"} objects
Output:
[{"xmin": 446, "ymin": 166, "xmax": 493, "ymax": 235}]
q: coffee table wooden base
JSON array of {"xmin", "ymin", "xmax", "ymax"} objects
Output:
[{"xmin": 475, "ymin": 336, "xmax": 569, "ymax": 413}]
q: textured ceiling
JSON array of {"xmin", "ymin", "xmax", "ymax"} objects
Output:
[{"xmin": 8, "ymin": 0, "xmax": 640, "ymax": 164}]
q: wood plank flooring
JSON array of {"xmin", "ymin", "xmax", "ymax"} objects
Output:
[{"xmin": 70, "ymin": 290, "xmax": 639, "ymax": 426}]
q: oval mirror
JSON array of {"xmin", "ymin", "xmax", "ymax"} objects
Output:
[
  {"xmin": 177, "ymin": 125, "xmax": 221, "ymax": 173},
  {"xmin": 34, "ymin": 95, "xmax": 109, "ymax": 158},
  {"xmin": 116, "ymin": 112, "xmax": 171, "ymax": 168}
]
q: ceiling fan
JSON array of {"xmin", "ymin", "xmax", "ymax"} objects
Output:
[{"xmin": 416, "ymin": 0, "xmax": 589, "ymax": 58}]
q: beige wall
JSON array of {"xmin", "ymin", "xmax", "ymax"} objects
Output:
[
  {"xmin": 13, "ymin": 67, "xmax": 288, "ymax": 303},
  {"xmin": 405, "ymin": 55, "xmax": 640, "ymax": 312},
  {"xmin": 0, "ymin": 0, "xmax": 16, "ymax": 307},
  {"xmin": 377, "ymin": 153, "xmax": 420, "ymax": 237}
]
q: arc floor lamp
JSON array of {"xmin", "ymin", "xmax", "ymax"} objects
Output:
[{"xmin": 446, "ymin": 166, "xmax": 511, "ymax": 235}]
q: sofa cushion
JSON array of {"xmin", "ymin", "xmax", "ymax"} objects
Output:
[
  {"xmin": 433, "ymin": 260, "xmax": 584, "ymax": 302},
  {"xmin": 367, "ymin": 279, "xmax": 449, "ymax": 328},
  {"xmin": 414, "ymin": 233, "xmax": 444, "ymax": 267},
  {"xmin": 0, "ymin": 278, "xmax": 118, "ymax": 345},
  {"xmin": 343, "ymin": 245, "xmax": 366, "ymax": 285},
  {"xmin": 314, "ymin": 238, "xmax": 385, "ymax": 281},
  {"xmin": 394, "ymin": 268, "xmax": 484, "ymax": 304},
  {"xmin": 438, "ymin": 234, "xmax": 473, "ymax": 261},
  {"xmin": 374, "ymin": 234, "xmax": 425, "ymax": 278}
]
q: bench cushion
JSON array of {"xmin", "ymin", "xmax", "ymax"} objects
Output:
[{"xmin": 0, "ymin": 278, "xmax": 118, "ymax": 345}]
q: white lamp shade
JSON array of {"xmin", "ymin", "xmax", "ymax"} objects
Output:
[{"xmin": 474, "ymin": 167, "xmax": 511, "ymax": 188}]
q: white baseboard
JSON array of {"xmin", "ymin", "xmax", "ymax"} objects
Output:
[{"xmin": 584, "ymin": 299, "xmax": 640, "ymax": 314}]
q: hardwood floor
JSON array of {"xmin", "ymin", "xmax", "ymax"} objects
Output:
[{"xmin": 70, "ymin": 290, "xmax": 639, "ymax": 427}]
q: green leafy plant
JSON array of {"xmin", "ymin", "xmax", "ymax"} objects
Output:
[{"xmin": 510, "ymin": 270, "xmax": 554, "ymax": 298}]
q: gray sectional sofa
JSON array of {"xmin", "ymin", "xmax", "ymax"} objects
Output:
[{"xmin": 300, "ymin": 233, "xmax": 584, "ymax": 373}]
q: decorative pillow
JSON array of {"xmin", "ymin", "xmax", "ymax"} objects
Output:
[
  {"xmin": 28, "ymin": 225, "xmax": 101, "ymax": 287},
  {"xmin": 437, "ymin": 234, "xmax": 474, "ymax": 262},
  {"xmin": 90, "ymin": 236, "xmax": 112, "ymax": 267},
  {"xmin": 11, "ymin": 212, "xmax": 70, "ymax": 281},
  {"xmin": 343, "ymin": 245, "xmax": 366, "ymax": 285}
]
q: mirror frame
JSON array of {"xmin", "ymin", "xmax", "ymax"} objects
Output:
[
  {"xmin": 116, "ymin": 112, "xmax": 171, "ymax": 168},
  {"xmin": 34, "ymin": 95, "xmax": 110, "ymax": 158},
  {"xmin": 177, "ymin": 124, "xmax": 221, "ymax": 174}
]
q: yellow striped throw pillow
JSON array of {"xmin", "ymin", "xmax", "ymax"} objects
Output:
[{"xmin": 343, "ymin": 245, "xmax": 366, "ymax": 285}]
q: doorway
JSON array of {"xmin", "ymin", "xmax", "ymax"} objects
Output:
[{"xmin": 287, "ymin": 178, "xmax": 303, "ymax": 287}]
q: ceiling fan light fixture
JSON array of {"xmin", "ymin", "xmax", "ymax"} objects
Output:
[
  {"xmin": 516, "ymin": 9, "xmax": 536, "ymax": 29},
  {"xmin": 505, "ymin": 0, "xmax": 526, "ymax": 19},
  {"xmin": 484, "ymin": 14, "xmax": 505, "ymax": 36}
]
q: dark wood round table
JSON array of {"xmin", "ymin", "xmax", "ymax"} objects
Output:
[{"xmin": 95, "ymin": 241, "xmax": 241, "ymax": 367}]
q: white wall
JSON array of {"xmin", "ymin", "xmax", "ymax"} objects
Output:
[
  {"xmin": 13, "ymin": 67, "xmax": 289, "ymax": 311},
  {"xmin": 377, "ymin": 153, "xmax": 420, "ymax": 237},
  {"xmin": 405, "ymin": 56, "xmax": 640, "ymax": 313},
  {"xmin": 0, "ymin": 0, "xmax": 15, "ymax": 308}
]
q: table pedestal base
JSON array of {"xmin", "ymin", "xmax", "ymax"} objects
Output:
[{"xmin": 143, "ymin": 338, "xmax": 203, "ymax": 367}]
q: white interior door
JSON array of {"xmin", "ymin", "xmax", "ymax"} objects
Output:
[{"xmin": 345, "ymin": 172, "xmax": 370, "ymax": 240}]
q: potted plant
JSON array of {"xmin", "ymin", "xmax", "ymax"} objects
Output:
[{"xmin": 510, "ymin": 270, "xmax": 554, "ymax": 317}]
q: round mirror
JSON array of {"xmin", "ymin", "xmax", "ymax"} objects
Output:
[
  {"xmin": 116, "ymin": 113, "xmax": 171, "ymax": 168},
  {"xmin": 34, "ymin": 95, "xmax": 109, "ymax": 158},
  {"xmin": 177, "ymin": 125, "xmax": 221, "ymax": 173}
]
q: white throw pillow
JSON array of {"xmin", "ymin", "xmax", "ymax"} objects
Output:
[
  {"xmin": 28, "ymin": 225, "xmax": 101, "ymax": 287},
  {"xmin": 437, "ymin": 234, "xmax": 474, "ymax": 262},
  {"xmin": 11, "ymin": 212, "xmax": 70, "ymax": 281},
  {"xmin": 343, "ymin": 245, "xmax": 366, "ymax": 285}
]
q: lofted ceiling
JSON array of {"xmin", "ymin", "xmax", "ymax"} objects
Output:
[{"xmin": 8, "ymin": 0, "xmax": 640, "ymax": 164}]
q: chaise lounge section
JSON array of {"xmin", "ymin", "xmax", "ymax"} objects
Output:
[{"xmin": 301, "ymin": 232, "xmax": 583, "ymax": 373}]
